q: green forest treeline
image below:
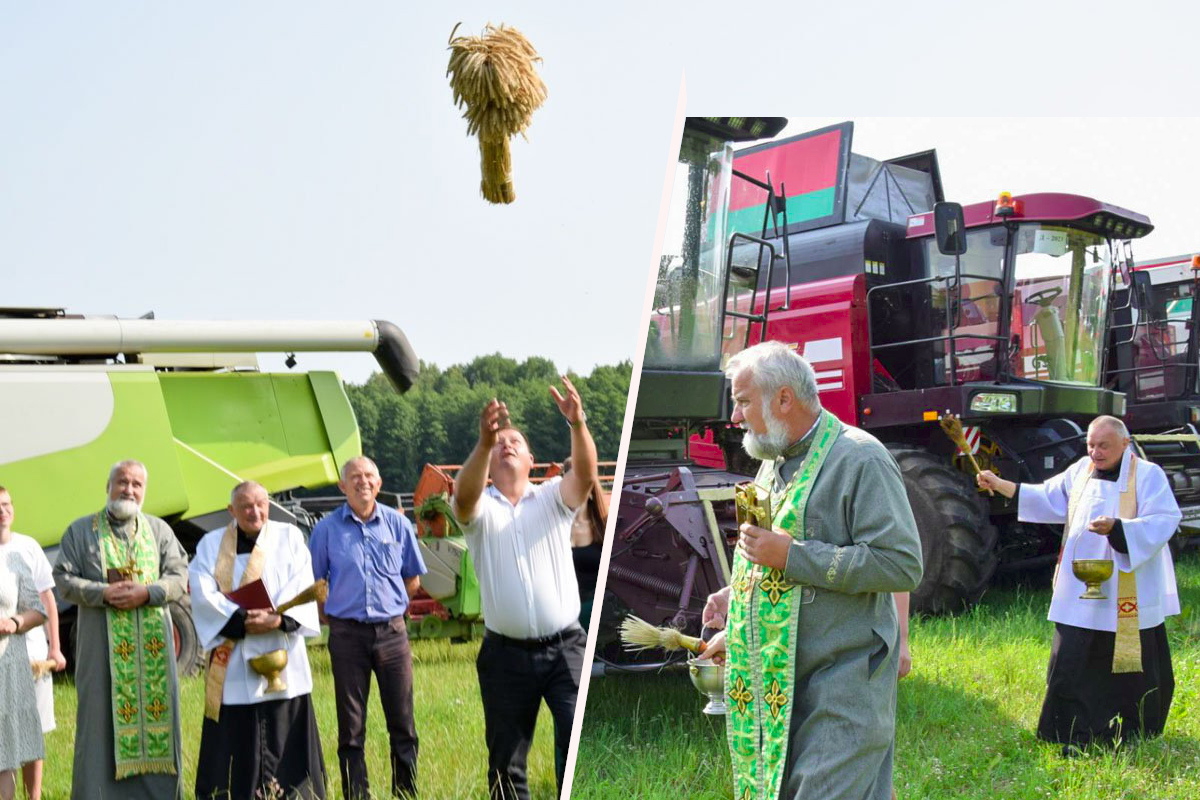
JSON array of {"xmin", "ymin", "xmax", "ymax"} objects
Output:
[{"xmin": 347, "ymin": 354, "xmax": 632, "ymax": 492}]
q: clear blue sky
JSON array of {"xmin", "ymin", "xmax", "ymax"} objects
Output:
[{"xmin": 3, "ymin": 3, "xmax": 1197, "ymax": 384}]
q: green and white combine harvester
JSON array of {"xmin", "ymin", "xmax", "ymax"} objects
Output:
[{"xmin": 0, "ymin": 307, "xmax": 428, "ymax": 672}]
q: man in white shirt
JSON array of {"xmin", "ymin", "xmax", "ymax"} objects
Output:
[
  {"xmin": 978, "ymin": 415, "xmax": 1180, "ymax": 749},
  {"xmin": 0, "ymin": 487, "xmax": 65, "ymax": 800},
  {"xmin": 189, "ymin": 481, "xmax": 325, "ymax": 798},
  {"xmin": 453, "ymin": 377, "xmax": 598, "ymax": 800}
]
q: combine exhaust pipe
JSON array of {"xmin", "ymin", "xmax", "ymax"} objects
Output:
[{"xmin": 0, "ymin": 318, "xmax": 419, "ymax": 393}]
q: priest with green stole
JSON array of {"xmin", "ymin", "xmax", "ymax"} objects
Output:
[
  {"xmin": 53, "ymin": 460, "xmax": 188, "ymax": 800},
  {"xmin": 703, "ymin": 342, "xmax": 923, "ymax": 800},
  {"xmin": 977, "ymin": 415, "xmax": 1180, "ymax": 751}
]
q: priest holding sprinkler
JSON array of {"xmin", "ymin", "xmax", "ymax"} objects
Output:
[{"xmin": 977, "ymin": 414, "xmax": 1180, "ymax": 752}]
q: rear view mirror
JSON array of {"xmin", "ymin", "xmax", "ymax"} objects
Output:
[
  {"xmin": 1130, "ymin": 269, "xmax": 1152, "ymax": 311},
  {"xmin": 934, "ymin": 202, "xmax": 967, "ymax": 256}
]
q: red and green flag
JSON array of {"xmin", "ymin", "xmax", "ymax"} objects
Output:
[{"xmin": 729, "ymin": 126, "xmax": 847, "ymax": 236}]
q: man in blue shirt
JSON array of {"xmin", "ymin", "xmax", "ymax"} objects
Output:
[{"xmin": 309, "ymin": 456, "xmax": 427, "ymax": 799}]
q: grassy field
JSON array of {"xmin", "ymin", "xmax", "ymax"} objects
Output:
[
  {"xmin": 572, "ymin": 552, "xmax": 1200, "ymax": 800},
  {"xmin": 38, "ymin": 638, "xmax": 558, "ymax": 800}
]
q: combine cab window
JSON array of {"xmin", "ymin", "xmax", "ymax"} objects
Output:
[
  {"xmin": 1127, "ymin": 278, "xmax": 1195, "ymax": 401},
  {"xmin": 923, "ymin": 228, "xmax": 1006, "ymax": 384},
  {"xmin": 1011, "ymin": 226, "xmax": 1112, "ymax": 386},
  {"xmin": 644, "ymin": 138, "xmax": 734, "ymax": 372}
]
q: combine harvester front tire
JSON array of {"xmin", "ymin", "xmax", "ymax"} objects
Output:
[{"xmin": 888, "ymin": 446, "xmax": 999, "ymax": 615}]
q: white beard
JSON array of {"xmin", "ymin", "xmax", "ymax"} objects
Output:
[
  {"xmin": 741, "ymin": 402, "xmax": 792, "ymax": 461},
  {"xmin": 106, "ymin": 498, "xmax": 141, "ymax": 521}
]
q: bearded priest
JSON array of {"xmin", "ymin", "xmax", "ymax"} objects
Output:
[
  {"xmin": 977, "ymin": 415, "xmax": 1181, "ymax": 750},
  {"xmin": 703, "ymin": 341, "xmax": 923, "ymax": 800},
  {"xmin": 53, "ymin": 460, "xmax": 188, "ymax": 800}
]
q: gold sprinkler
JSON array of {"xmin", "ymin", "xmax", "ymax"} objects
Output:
[{"xmin": 938, "ymin": 413, "xmax": 993, "ymax": 496}]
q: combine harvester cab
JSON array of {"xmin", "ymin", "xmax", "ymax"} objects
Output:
[
  {"xmin": 1106, "ymin": 253, "xmax": 1200, "ymax": 541},
  {"xmin": 610, "ymin": 118, "xmax": 1158, "ymax": 670},
  {"xmin": 0, "ymin": 308, "xmax": 418, "ymax": 671}
]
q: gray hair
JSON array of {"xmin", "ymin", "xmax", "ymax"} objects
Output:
[
  {"xmin": 107, "ymin": 460, "xmax": 148, "ymax": 487},
  {"xmin": 724, "ymin": 341, "xmax": 820, "ymax": 413},
  {"xmin": 230, "ymin": 480, "xmax": 267, "ymax": 503},
  {"xmin": 340, "ymin": 456, "xmax": 380, "ymax": 481},
  {"xmin": 1089, "ymin": 415, "xmax": 1130, "ymax": 439}
]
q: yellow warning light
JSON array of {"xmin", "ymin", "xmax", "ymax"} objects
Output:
[
  {"xmin": 1191, "ymin": 254, "xmax": 1200, "ymax": 271},
  {"xmin": 923, "ymin": 411, "xmax": 939, "ymax": 422},
  {"xmin": 995, "ymin": 191, "xmax": 1018, "ymax": 218}
]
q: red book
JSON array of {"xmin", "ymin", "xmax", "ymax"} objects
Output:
[{"xmin": 225, "ymin": 579, "xmax": 274, "ymax": 611}]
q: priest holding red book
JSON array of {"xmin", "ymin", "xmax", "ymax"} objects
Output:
[{"xmin": 189, "ymin": 480, "xmax": 326, "ymax": 799}]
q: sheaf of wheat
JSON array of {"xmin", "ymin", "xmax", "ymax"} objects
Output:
[{"xmin": 447, "ymin": 22, "xmax": 547, "ymax": 204}]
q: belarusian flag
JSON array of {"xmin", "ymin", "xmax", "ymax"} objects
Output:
[{"xmin": 729, "ymin": 127, "xmax": 844, "ymax": 235}]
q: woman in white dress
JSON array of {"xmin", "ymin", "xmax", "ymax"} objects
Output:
[{"xmin": 0, "ymin": 550, "xmax": 46, "ymax": 800}]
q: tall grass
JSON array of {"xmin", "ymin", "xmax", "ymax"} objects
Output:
[
  {"xmin": 39, "ymin": 638, "xmax": 558, "ymax": 799},
  {"xmin": 572, "ymin": 553, "xmax": 1200, "ymax": 800}
]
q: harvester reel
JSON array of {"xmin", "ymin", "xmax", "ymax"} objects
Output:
[{"xmin": 600, "ymin": 467, "xmax": 738, "ymax": 668}]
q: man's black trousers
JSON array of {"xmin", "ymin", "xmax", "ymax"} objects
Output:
[
  {"xmin": 327, "ymin": 616, "xmax": 420, "ymax": 798},
  {"xmin": 476, "ymin": 625, "xmax": 586, "ymax": 800}
]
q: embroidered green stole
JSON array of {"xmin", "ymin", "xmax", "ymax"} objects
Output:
[
  {"xmin": 95, "ymin": 512, "xmax": 177, "ymax": 778},
  {"xmin": 726, "ymin": 410, "xmax": 842, "ymax": 800}
]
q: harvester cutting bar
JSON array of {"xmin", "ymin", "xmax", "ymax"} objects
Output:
[{"xmin": 1132, "ymin": 430, "xmax": 1200, "ymax": 513}]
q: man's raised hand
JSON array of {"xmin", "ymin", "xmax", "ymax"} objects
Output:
[
  {"xmin": 549, "ymin": 375, "xmax": 585, "ymax": 427},
  {"xmin": 479, "ymin": 398, "xmax": 509, "ymax": 449}
]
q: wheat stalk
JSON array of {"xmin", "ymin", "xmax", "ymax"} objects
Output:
[
  {"xmin": 619, "ymin": 615, "xmax": 706, "ymax": 655},
  {"xmin": 31, "ymin": 659, "xmax": 57, "ymax": 679}
]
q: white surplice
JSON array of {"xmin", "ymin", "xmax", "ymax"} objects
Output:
[
  {"xmin": 1018, "ymin": 447, "xmax": 1181, "ymax": 631},
  {"xmin": 189, "ymin": 521, "xmax": 320, "ymax": 704}
]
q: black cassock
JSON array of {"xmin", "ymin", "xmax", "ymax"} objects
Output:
[
  {"xmin": 195, "ymin": 691, "xmax": 327, "ymax": 800},
  {"xmin": 1037, "ymin": 622, "xmax": 1174, "ymax": 747},
  {"xmin": 194, "ymin": 600, "xmax": 327, "ymax": 800}
]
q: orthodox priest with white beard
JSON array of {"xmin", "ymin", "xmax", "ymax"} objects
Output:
[
  {"xmin": 53, "ymin": 460, "xmax": 188, "ymax": 800},
  {"xmin": 703, "ymin": 342, "xmax": 922, "ymax": 800},
  {"xmin": 190, "ymin": 480, "xmax": 325, "ymax": 799},
  {"xmin": 977, "ymin": 415, "xmax": 1181, "ymax": 750}
]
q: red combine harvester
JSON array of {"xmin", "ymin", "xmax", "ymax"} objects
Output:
[
  {"xmin": 603, "ymin": 118, "xmax": 1159, "ymax": 666},
  {"xmin": 1105, "ymin": 253, "xmax": 1200, "ymax": 538}
]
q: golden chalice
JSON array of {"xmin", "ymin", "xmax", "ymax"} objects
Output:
[
  {"xmin": 1072, "ymin": 559, "xmax": 1114, "ymax": 600},
  {"xmin": 249, "ymin": 649, "xmax": 288, "ymax": 693},
  {"xmin": 688, "ymin": 657, "xmax": 726, "ymax": 716}
]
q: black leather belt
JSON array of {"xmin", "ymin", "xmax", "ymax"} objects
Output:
[{"xmin": 485, "ymin": 623, "xmax": 582, "ymax": 650}]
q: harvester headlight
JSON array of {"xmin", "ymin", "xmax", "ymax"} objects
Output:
[
  {"xmin": 1113, "ymin": 394, "xmax": 1127, "ymax": 416},
  {"xmin": 970, "ymin": 393, "xmax": 1018, "ymax": 413}
]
